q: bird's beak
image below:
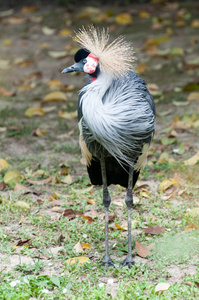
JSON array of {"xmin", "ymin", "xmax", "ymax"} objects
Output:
[{"xmin": 61, "ymin": 61, "xmax": 84, "ymax": 74}]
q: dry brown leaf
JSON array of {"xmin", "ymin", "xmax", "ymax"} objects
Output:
[
  {"xmin": 0, "ymin": 198, "xmax": 9, "ymax": 204},
  {"xmin": 62, "ymin": 208, "xmax": 76, "ymax": 219},
  {"xmin": 25, "ymin": 107, "xmax": 45, "ymax": 117},
  {"xmin": 187, "ymin": 207, "xmax": 199, "ymax": 217},
  {"xmin": 81, "ymin": 243, "xmax": 91, "ymax": 249},
  {"xmin": 43, "ymin": 91, "xmax": 67, "ymax": 102},
  {"xmin": 0, "ymin": 158, "xmax": 9, "ymax": 170},
  {"xmin": 59, "ymin": 29, "xmax": 73, "ymax": 36},
  {"xmin": 191, "ymin": 19, "xmax": 199, "ymax": 28},
  {"xmin": 159, "ymin": 178, "xmax": 179, "ymax": 192},
  {"xmin": 139, "ymin": 10, "xmax": 150, "ymax": 18},
  {"xmin": 155, "ymin": 282, "xmax": 170, "ymax": 294},
  {"xmin": 74, "ymin": 241, "xmax": 83, "ymax": 253},
  {"xmin": 15, "ymin": 201, "xmax": 30, "ymax": 210},
  {"xmin": 21, "ymin": 6, "xmax": 37, "ymax": 13},
  {"xmin": 135, "ymin": 240, "xmax": 150, "ymax": 258},
  {"xmin": 7, "ymin": 16, "xmax": 26, "ymax": 24},
  {"xmin": 115, "ymin": 13, "xmax": 132, "ymax": 25},
  {"xmin": 184, "ymin": 151, "xmax": 199, "ymax": 166},
  {"xmin": 184, "ymin": 224, "xmax": 198, "ymax": 232},
  {"xmin": 63, "ymin": 256, "xmax": 90, "ymax": 265},
  {"xmin": 0, "ymin": 182, "xmax": 7, "ymax": 191},
  {"xmin": 58, "ymin": 110, "xmax": 77, "ymax": 119},
  {"xmin": 48, "ymin": 51, "xmax": 68, "ymax": 58},
  {"xmin": 0, "ymin": 87, "xmax": 16, "ymax": 97},
  {"xmin": 59, "ymin": 174, "xmax": 73, "ymax": 184},
  {"xmin": 144, "ymin": 225, "xmax": 166, "ymax": 235},
  {"xmin": 51, "ymin": 206, "xmax": 63, "ymax": 213},
  {"xmin": 14, "ymin": 183, "xmax": 31, "ymax": 192},
  {"xmin": 87, "ymin": 199, "xmax": 95, "ymax": 205},
  {"xmin": 42, "ymin": 26, "xmax": 56, "ymax": 35},
  {"xmin": 26, "ymin": 175, "xmax": 54, "ymax": 185},
  {"xmin": 187, "ymin": 92, "xmax": 199, "ymax": 102},
  {"xmin": 3, "ymin": 170, "xmax": 22, "ymax": 185}
]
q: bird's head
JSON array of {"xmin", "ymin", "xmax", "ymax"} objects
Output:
[
  {"xmin": 62, "ymin": 48, "xmax": 99, "ymax": 77},
  {"xmin": 62, "ymin": 25, "xmax": 135, "ymax": 79}
]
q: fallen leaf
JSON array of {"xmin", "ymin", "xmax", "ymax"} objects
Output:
[
  {"xmin": 184, "ymin": 151, "xmax": 199, "ymax": 166},
  {"xmin": 15, "ymin": 201, "xmax": 30, "ymax": 210},
  {"xmin": 74, "ymin": 241, "xmax": 83, "ymax": 253},
  {"xmin": 16, "ymin": 239, "xmax": 31, "ymax": 247},
  {"xmin": 43, "ymin": 91, "xmax": 67, "ymax": 102},
  {"xmin": 187, "ymin": 207, "xmax": 199, "ymax": 217},
  {"xmin": 159, "ymin": 178, "xmax": 179, "ymax": 191},
  {"xmin": 62, "ymin": 209, "xmax": 76, "ymax": 219},
  {"xmin": 191, "ymin": 19, "xmax": 199, "ymax": 28},
  {"xmin": 0, "ymin": 87, "xmax": 16, "ymax": 97},
  {"xmin": 63, "ymin": 256, "xmax": 90, "ymax": 265},
  {"xmin": 14, "ymin": 183, "xmax": 31, "ymax": 192},
  {"xmin": 59, "ymin": 28, "xmax": 73, "ymax": 36},
  {"xmin": 21, "ymin": 6, "xmax": 37, "ymax": 13},
  {"xmin": 51, "ymin": 206, "xmax": 63, "ymax": 213},
  {"xmin": 184, "ymin": 224, "xmax": 198, "ymax": 232},
  {"xmin": 135, "ymin": 240, "xmax": 150, "ymax": 258},
  {"xmin": 58, "ymin": 110, "xmax": 77, "ymax": 119},
  {"xmin": 187, "ymin": 92, "xmax": 199, "ymax": 102},
  {"xmin": 0, "ymin": 198, "xmax": 9, "ymax": 204},
  {"xmin": 58, "ymin": 165, "xmax": 69, "ymax": 176},
  {"xmin": 155, "ymin": 282, "xmax": 170, "ymax": 294},
  {"xmin": 7, "ymin": 16, "xmax": 26, "ymax": 24},
  {"xmin": 139, "ymin": 10, "xmax": 150, "ymax": 18},
  {"xmin": 0, "ymin": 182, "xmax": 7, "ymax": 191},
  {"xmin": 25, "ymin": 107, "xmax": 45, "ymax": 117},
  {"xmin": 0, "ymin": 59, "xmax": 11, "ymax": 70},
  {"xmin": 16, "ymin": 59, "xmax": 34, "ymax": 67},
  {"xmin": 42, "ymin": 26, "xmax": 56, "ymax": 35},
  {"xmin": 81, "ymin": 215, "xmax": 94, "ymax": 224},
  {"xmin": 31, "ymin": 169, "xmax": 46, "ymax": 177},
  {"xmin": 59, "ymin": 174, "xmax": 73, "ymax": 184},
  {"xmin": 3, "ymin": 170, "xmax": 22, "ymax": 185},
  {"xmin": 87, "ymin": 199, "xmax": 95, "ymax": 205},
  {"xmin": 136, "ymin": 63, "xmax": 148, "ymax": 74},
  {"xmin": 48, "ymin": 51, "xmax": 68, "ymax": 58},
  {"xmin": 144, "ymin": 225, "xmax": 166, "ymax": 235},
  {"xmin": 26, "ymin": 175, "xmax": 54, "ymax": 185},
  {"xmin": 0, "ymin": 158, "xmax": 9, "ymax": 170},
  {"xmin": 171, "ymin": 47, "xmax": 184, "ymax": 56},
  {"xmin": 115, "ymin": 13, "xmax": 132, "ymax": 25},
  {"xmin": 32, "ymin": 128, "xmax": 45, "ymax": 137},
  {"xmin": 81, "ymin": 243, "xmax": 91, "ymax": 249}
]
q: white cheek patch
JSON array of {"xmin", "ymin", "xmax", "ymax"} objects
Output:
[{"xmin": 84, "ymin": 57, "xmax": 98, "ymax": 74}]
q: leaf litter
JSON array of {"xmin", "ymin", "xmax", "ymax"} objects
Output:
[{"xmin": 0, "ymin": 2, "xmax": 199, "ymax": 299}]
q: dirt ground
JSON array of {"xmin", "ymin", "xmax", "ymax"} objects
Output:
[{"xmin": 0, "ymin": 1, "xmax": 199, "ymax": 297}]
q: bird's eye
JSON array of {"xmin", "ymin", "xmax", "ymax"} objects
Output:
[{"xmin": 82, "ymin": 59, "xmax": 87, "ymax": 64}]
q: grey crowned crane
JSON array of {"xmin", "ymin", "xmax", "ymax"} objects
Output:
[{"xmin": 62, "ymin": 26, "xmax": 155, "ymax": 268}]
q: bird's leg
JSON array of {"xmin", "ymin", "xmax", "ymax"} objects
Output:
[
  {"xmin": 100, "ymin": 157, "xmax": 115, "ymax": 268},
  {"xmin": 122, "ymin": 166, "xmax": 135, "ymax": 268}
]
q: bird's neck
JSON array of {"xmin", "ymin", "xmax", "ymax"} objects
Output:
[
  {"xmin": 80, "ymin": 72, "xmax": 113, "ymax": 130},
  {"xmin": 81, "ymin": 73, "xmax": 113, "ymax": 103}
]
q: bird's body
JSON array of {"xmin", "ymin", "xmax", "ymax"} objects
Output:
[
  {"xmin": 78, "ymin": 71, "xmax": 155, "ymax": 187},
  {"xmin": 62, "ymin": 26, "xmax": 155, "ymax": 268}
]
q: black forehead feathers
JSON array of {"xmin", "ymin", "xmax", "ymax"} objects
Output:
[{"xmin": 74, "ymin": 48, "xmax": 90, "ymax": 62}]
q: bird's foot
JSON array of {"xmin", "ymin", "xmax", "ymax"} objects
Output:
[
  {"xmin": 101, "ymin": 255, "xmax": 115, "ymax": 268},
  {"xmin": 122, "ymin": 255, "xmax": 135, "ymax": 268}
]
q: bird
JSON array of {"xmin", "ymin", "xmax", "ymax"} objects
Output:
[{"xmin": 62, "ymin": 25, "xmax": 155, "ymax": 268}]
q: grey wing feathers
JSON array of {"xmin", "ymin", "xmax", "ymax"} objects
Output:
[{"xmin": 80, "ymin": 71, "xmax": 155, "ymax": 168}]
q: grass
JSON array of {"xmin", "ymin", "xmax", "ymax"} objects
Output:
[{"xmin": 0, "ymin": 162, "xmax": 199, "ymax": 299}]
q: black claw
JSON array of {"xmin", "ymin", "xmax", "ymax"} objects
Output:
[
  {"xmin": 101, "ymin": 256, "xmax": 115, "ymax": 267},
  {"xmin": 122, "ymin": 257, "xmax": 135, "ymax": 268}
]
